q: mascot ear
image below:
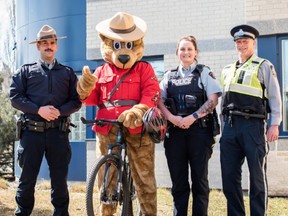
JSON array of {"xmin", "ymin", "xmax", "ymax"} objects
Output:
[{"xmin": 98, "ymin": 33, "xmax": 107, "ymax": 42}]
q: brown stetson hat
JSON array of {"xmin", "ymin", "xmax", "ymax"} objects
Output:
[
  {"xmin": 96, "ymin": 12, "xmax": 147, "ymax": 42},
  {"xmin": 29, "ymin": 24, "xmax": 66, "ymax": 44}
]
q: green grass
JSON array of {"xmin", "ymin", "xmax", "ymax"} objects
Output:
[{"xmin": 0, "ymin": 179, "xmax": 287, "ymax": 215}]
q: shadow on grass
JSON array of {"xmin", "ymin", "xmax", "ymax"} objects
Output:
[
  {"xmin": 0, "ymin": 201, "xmax": 52, "ymax": 216},
  {"xmin": 0, "ymin": 200, "xmax": 14, "ymax": 215}
]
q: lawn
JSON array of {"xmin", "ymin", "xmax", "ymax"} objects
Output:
[{"xmin": 0, "ymin": 178, "xmax": 287, "ymax": 215}]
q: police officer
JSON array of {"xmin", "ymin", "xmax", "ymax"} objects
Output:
[
  {"xmin": 10, "ymin": 25, "xmax": 82, "ymax": 216},
  {"xmin": 220, "ymin": 24, "xmax": 282, "ymax": 216},
  {"xmin": 158, "ymin": 35, "xmax": 222, "ymax": 216}
]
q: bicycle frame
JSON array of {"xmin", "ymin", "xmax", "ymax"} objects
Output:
[{"xmin": 81, "ymin": 117, "xmax": 138, "ymax": 215}]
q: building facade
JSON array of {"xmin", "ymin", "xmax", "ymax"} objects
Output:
[
  {"xmin": 15, "ymin": 0, "xmax": 288, "ymax": 191},
  {"xmin": 84, "ymin": 0, "xmax": 288, "ymax": 193},
  {"xmin": 86, "ymin": 0, "xmax": 288, "ymax": 140}
]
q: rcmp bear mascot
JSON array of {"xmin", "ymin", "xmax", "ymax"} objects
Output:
[{"xmin": 77, "ymin": 12, "xmax": 160, "ymax": 215}]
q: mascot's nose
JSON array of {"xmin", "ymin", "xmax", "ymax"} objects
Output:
[{"xmin": 118, "ymin": 55, "xmax": 130, "ymax": 65}]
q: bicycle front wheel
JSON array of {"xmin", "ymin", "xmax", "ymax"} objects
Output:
[{"xmin": 86, "ymin": 154, "xmax": 130, "ymax": 216}]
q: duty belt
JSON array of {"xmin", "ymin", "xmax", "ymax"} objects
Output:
[
  {"xmin": 27, "ymin": 119, "xmax": 62, "ymax": 132},
  {"xmin": 98, "ymin": 100, "xmax": 139, "ymax": 109},
  {"xmin": 228, "ymin": 110, "xmax": 265, "ymax": 119}
]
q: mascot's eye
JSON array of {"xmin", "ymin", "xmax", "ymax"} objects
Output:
[
  {"xmin": 125, "ymin": 42, "xmax": 133, "ymax": 50},
  {"xmin": 113, "ymin": 41, "xmax": 121, "ymax": 50}
]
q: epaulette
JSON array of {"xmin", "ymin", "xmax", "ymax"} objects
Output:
[
  {"xmin": 195, "ymin": 64, "xmax": 204, "ymax": 73},
  {"xmin": 58, "ymin": 63, "xmax": 73, "ymax": 71},
  {"xmin": 163, "ymin": 67, "xmax": 178, "ymax": 74},
  {"xmin": 22, "ymin": 62, "xmax": 37, "ymax": 67},
  {"xmin": 223, "ymin": 64, "xmax": 233, "ymax": 69}
]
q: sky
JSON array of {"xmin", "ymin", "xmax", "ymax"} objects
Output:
[
  {"xmin": 0, "ymin": 0, "xmax": 13, "ymax": 71},
  {"xmin": 0, "ymin": 0, "xmax": 9, "ymax": 39}
]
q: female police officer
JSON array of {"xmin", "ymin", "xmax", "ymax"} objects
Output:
[{"xmin": 158, "ymin": 35, "xmax": 222, "ymax": 216}]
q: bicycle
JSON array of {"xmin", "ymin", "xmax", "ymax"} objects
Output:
[{"xmin": 81, "ymin": 117, "xmax": 140, "ymax": 216}]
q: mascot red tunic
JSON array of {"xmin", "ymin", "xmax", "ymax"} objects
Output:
[{"xmin": 77, "ymin": 12, "xmax": 160, "ymax": 215}]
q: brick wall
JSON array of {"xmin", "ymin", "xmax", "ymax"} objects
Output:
[{"xmin": 87, "ymin": 0, "xmax": 287, "ymax": 76}]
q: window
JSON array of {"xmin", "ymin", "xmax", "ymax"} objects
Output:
[
  {"xmin": 282, "ymin": 39, "xmax": 288, "ymax": 131},
  {"xmin": 143, "ymin": 55, "xmax": 164, "ymax": 82},
  {"xmin": 68, "ymin": 73, "xmax": 88, "ymax": 141},
  {"xmin": 69, "ymin": 105, "xmax": 86, "ymax": 141},
  {"xmin": 258, "ymin": 35, "xmax": 288, "ymax": 136}
]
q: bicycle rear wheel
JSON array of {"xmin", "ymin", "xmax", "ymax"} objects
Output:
[{"xmin": 86, "ymin": 154, "xmax": 131, "ymax": 216}]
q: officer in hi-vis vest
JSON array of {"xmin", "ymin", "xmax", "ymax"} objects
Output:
[{"xmin": 220, "ymin": 24, "xmax": 282, "ymax": 216}]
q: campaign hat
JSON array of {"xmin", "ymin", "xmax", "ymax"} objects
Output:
[
  {"xmin": 29, "ymin": 25, "xmax": 66, "ymax": 44},
  {"xmin": 96, "ymin": 12, "xmax": 147, "ymax": 42}
]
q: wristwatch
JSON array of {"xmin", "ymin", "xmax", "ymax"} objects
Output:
[{"xmin": 192, "ymin": 112, "xmax": 199, "ymax": 120}]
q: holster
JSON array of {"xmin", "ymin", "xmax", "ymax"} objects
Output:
[
  {"xmin": 15, "ymin": 114, "xmax": 26, "ymax": 140},
  {"xmin": 198, "ymin": 116, "xmax": 209, "ymax": 128},
  {"xmin": 59, "ymin": 117, "xmax": 72, "ymax": 132},
  {"xmin": 211, "ymin": 110, "xmax": 220, "ymax": 136}
]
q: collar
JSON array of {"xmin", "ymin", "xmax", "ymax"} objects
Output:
[
  {"xmin": 236, "ymin": 54, "xmax": 254, "ymax": 68},
  {"xmin": 178, "ymin": 61, "xmax": 197, "ymax": 77},
  {"xmin": 39, "ymin": 58, "xmax": 56, "ymax": 70}
]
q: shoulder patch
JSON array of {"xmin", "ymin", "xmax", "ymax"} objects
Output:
[
  {"xmin": 208, "ymin": 71, "xmax": 216, "ymax": 79},
  {"xmin": 270, "ymin": 64, "xmax": 277, "ymax": 77}
]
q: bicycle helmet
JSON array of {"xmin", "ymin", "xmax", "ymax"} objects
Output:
[{"xmin": 142, "ymin": 107, "xmax": 167, "ymax": 143}]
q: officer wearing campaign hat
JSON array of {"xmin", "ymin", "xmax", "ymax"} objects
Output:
[
  {"xmin": 220, "ymin": 24, "xmax": 282, "ymax": 216},
  {"xmin": 10, "ymin": 24, "xmax": 81, "ymax": 215},
  {"xmin": 29, "ymin": 24, "xmax": 66, "ymax": 44}
]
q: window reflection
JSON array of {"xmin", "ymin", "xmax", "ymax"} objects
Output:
[{"xmin": 143, "ymin": 56, "xmax": 164, "ymax": 82}]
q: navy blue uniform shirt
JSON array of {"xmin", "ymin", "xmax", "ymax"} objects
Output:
[{"xmin": 10, "ymin": 60, "xmax": 81, "ymax": 117}]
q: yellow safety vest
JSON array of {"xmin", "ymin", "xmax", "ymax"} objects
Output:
[{"xmin": 221, "ymin": 55, "xmax": 267, "ymax": 114}]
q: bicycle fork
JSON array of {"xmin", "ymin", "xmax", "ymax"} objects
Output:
[{"xmin": 100, "ymin": 143, "xmax": 126, "ymax": 204}]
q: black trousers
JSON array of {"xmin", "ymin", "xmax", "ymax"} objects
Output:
[
  {"xmin": 220, "ymin": 116, "xmax": 268, "ymax": 216},
  {"xmin": 15, "ymin": 128, "xmax": 71, "ymax": 216},
  {"xmin": 164, "ymin": 123, "xmax": 214, "ymax": 216}
]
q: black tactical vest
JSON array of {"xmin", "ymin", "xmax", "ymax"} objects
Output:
[{"xmin": 166, "ymin": 65, "xmax": 205, "ymax": 116}]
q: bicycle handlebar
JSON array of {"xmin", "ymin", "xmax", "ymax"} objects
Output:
[{"xmin": 80, "ymin": 117, "xmax": 123, "ymax": 127}]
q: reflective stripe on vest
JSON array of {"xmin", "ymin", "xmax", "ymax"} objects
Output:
[{"xmin": 222, "ymin": 56, "xmax": 265, "ymax": 99}]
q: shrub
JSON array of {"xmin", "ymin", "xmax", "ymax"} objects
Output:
[{"xmin": 0, "ymin": 92, "xmax": 17, "ymax": 154}]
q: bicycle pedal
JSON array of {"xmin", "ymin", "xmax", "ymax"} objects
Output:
[{"xmin": 102, "ymin": 200, "xmax": 118, "ymax": 206}]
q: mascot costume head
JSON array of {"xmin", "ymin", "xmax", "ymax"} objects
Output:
[
  {"xmin": 77, "ymin": 12, "xmax": 160, "ymax": 215},
  {"xmin": 96, "ymin": 12, "xmax": 146, "ymax": 69}
]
